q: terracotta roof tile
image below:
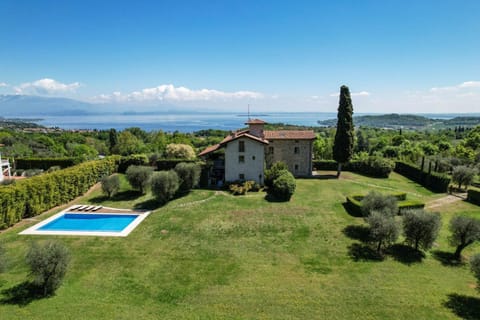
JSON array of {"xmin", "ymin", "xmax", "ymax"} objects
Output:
[
  {"xmin": 264, "ymin": 130, "xmax": 316, "ymax": 140},
  {"xmin": 245, "ymin": 118, "xmax": 267, "ymax": 124},
  {"xmin": 198, "ymin": 144, "xmax": 221, "ymax": 157}
]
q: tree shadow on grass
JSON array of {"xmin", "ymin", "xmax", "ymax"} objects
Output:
[
  {"xmin": 343, "ymin": 225, "xmax": 371, "ymax": 243},
  {"xmin": 432, "ymin": 250, "xmax": 465, "ymax": 267},
  {"xmin": 444, "ymin": 293, "xmax": 480, "ymax": 320},
  {"xmin": 386, "ymin": 244, "xmax": 425, "ymax": 265},
  {"xmin": 134, "ymin": 199, "xmax": 163, "ymax": 211},
  {"xmin": 89, "ymin": 190, "xmax": 142, "ymax": 204},
  {"xmin": 0, "ymin": 281, "xmax": 46, "ymax": 306},
  {"xmin": 342, "ymin": 202, "xmax": 363, "ymax": 218},
  {"xmin": 264, "ymin": 194, "xmax": 289, "ymax": 203},
  {"xmin": 347, "ymin": 243, "xmax": 383, "ymax": 262}
]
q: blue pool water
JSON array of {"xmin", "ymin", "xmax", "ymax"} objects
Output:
[{"xmin": 39, "ymin": 213, "xmax": 139, "ymax": 232}]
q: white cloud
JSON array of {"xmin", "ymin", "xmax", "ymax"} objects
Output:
[
  {"xmin": 430, "ymin": 81, "xmax": 480, "ymax": 92},
  {"xmin": 15, "ymin": 78, "xmax": 81, "ymax": 95},
  {"xmin": 0, "ymin": 82, "xmax": 8, "ymax": 87},
  {"xmin": 93, "ymin": 84, "xmax": 263, "ymax": 103}
]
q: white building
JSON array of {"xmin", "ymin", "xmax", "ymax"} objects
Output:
[{"xmin": 0, "ymin": 144, "xmax": 11, "ymax": 182}]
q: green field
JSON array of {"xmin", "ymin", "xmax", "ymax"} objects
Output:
[{"xmin": 0, "ymin": 172, "xmax": 479, "ymax": 319}]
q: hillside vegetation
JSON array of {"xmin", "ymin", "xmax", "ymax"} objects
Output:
[{"xmin": 0, "ymin": 173, "xmax": 479, "ymax": 319}]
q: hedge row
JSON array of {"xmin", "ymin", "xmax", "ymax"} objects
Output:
[
  {"xmin": 15, "ymin": 157, "xmax": 81, "ymax": 170},
  {"xmin": 0, "ymin": 158, "xmax": 117, "ymax": 229},
  {"xmin": 117, "ymin": 155, "xmax": 148, "ymax": 173},
  {"xmin": 467, "ymin": 188, "xmax": 480, "ymax": 206},
  {"xmin": 345, "ymin": 193, "xmax": 424, "ymax": 217},
  {"xmin": 156, "ymin": 159, "xmax": 202, "ymax": 171},
  {"xmin": 313, "ymin": 157, "xmax": 394, "ymax": 178},
  {"xmin": 394, "ymin": 161, "xmax": 451, "ymax": 193}
]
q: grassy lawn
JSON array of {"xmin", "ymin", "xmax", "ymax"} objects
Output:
[{"xmin": 1, "ymin": 172, "xmax": 479, "ymax": 319}]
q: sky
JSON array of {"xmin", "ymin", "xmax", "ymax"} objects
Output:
[{"xmin": 0, "ymin": 0, "xmax": 479, "ymax": 113}]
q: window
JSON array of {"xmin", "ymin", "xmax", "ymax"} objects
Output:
[
  {"xmin": 239, "ymin": 141, "xmax": 245, "ymax": 152},
  {"xmin": 239, "ymin": 173, "xmax": 245, "ymax": 180},
  {"xmin": 294, "ymin": 146, "xmax": 299, "ymax": 154},
  {"xmin": 294, "ymin": 164, "xmax": 299, "ymax": 171},
  {"xmin": 239, "ymin": 155, "xmax": 245, "ymax": 163},
  {"xmin": 252, "ymin": 156, "xmax": 256, "ymax": 160},
  {"xmin": 268, "ymin": 146, "xmax": 274, "ymax": 154}
]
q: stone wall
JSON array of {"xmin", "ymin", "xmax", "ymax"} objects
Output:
[{"xmin": 265, "ymin": 139, "xmax": 313, "ymax": 176}]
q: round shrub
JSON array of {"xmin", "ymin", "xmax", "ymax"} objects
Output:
[
  {"xmin": 271, "ymin": 170, "xmax": 296, "ymax": 201},
  {"xmin": 151, "ymin": 170, "xmax": 180, "ymax": 204},
  {"xmin": 264, "ymin": 161, "xmax": 289, "ymax": 188},
  {"xmin": 361, "ymin": 191, "xmax": 398, "ymax": 217},
  {"xmin": 402, "ymin": 209, "xmax": 441, "ymax": 251},
  {"xmin": 125, "ymin": 165, "xmax": 154, "ymax": 194}
]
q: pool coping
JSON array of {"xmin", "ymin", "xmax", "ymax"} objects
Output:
[{"xmin": 19, "ymin": 205, "xmax": 151, "ymax": 237}]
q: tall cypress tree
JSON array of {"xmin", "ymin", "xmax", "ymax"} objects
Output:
[{"xmin": 333, "ymin": 85, "xmax": 354, "ymax": 178}]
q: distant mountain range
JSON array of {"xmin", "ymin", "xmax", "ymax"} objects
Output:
[{"xmin": 0, "ymin": 95, "xmax": 201, "ymax": 116}]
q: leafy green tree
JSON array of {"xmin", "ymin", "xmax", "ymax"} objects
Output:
[
  {"xmin": 26, "ymin": 241, "xmax": 70, "ymax": 296},
  {"xmin": 151, "ymin": 170, "xmax": 180, "ymax": 204},
  {"xmin": 333, "ymin": 85, "xmax": 354, "ymax": 178},
  {"xmin": 125, "ymin": 165, "xmax": 154, "ymax": 194},
  {"xmin": 165, "ymin": 143, "xmax": 196, "ymax": 159},
  {"xmin": 471, "ymin": 254, "xmax": 480, "ymax": 290},
  {"xmin": 403, "ymin": 210, "xmax": 441, "ymax": 251},
  {"xmin": 101, "ymin": 175, "xmax": 121, "ymax": 198},
  {"xmin": 452, "ymin": 166, "xmax": 477, "ymax": 190},
  {"xmin": 361, "ymin": 191, "xmax": 398, "ymax": 217},
  {"xmin": 113, "ymin": 131, "xmax": 145, "ymax": 156},
  {"xmin": 449, "ymin": 216, "xmax": 480, "ymax": 259},
  {"xmin": 367, "ymin": 211, "xmax": 399, "ymax": 253},
  {"xmin": 174, "ymin": 162, "xmax": 201, "ymax": 193}
]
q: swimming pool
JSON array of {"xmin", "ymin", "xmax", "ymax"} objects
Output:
[{"xmin": 20, "ymin": 209, "xmax": 150, "ymax": 237}]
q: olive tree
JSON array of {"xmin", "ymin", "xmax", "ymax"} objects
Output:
[
  {"xmin": 26, "ymin": 241, "xmax": 70, "ymax": 296},
  {"xmin": 361, "ymin": 191, "xmax": 398, "ymax": 217},
  {"xmin": 449, "ymin": 216, "xmax": 480, "ymax": 259},
  {"xmin": 452, "ymin": 165, "xmax": 477, "ymax": 190},
  {"xmin": 101, "ymin": 175, "xmax": 120, "ymax": 198},
  {"xmin": 151, "ymin": 170, "xmax": 180, "ymax": 204},
  {"xmin": 403, "ymin": 210, "xmax": 441, "ymax": 251},
  {"xmin": 367, "ymin": 211, "xmax": 399, "ymax": 253},
  {"xmin": 125, "ymin": 165, "xmax": 154, "ymax": 194},
  {"xmin": 174, "ymin": 162, "xmax": 201, "ymax": 193}
]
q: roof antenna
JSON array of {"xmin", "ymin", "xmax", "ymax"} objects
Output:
[{"xmin": 248, "ymin": 104, "xmax": 250, "ymax": 121}]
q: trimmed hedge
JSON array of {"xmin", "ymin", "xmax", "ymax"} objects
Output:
[
  {"xmin": 467, "ymin": 188, "xmax": 480, "ymax": 206},
  {"xmin": 345, "ymin": 193, "xmax": 424, "ymax": 217},
  {"xmin": 313, "ymin": 157, "xmax": 394, "ymax": 178},
  {"xmin": 0, "ymin": 158, "xmax": 117, "ymax": 229},
  {"xmin": 117, "ymin": 155, "xmax": 149, "ymax": 173},
  {"xmin": 15, "ymin": 157, "xmax": 80, "ymax": 170},
  {"xmin": 394, "ymin": 161, "xmax": 451, "ymax": 193}
]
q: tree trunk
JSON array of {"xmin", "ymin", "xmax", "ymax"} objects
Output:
[
  {"xmin": 377, "ymin": 240, "xmax": 382, "ymax": 253},
  {"xmin": 337, "ymin": 163, "xmax": 342, "ymax": 178},
  {"xmin": 454, "ymin": 245, "xmax": 465, "ymax": 260},
  {"xmin": 415, "ymin": 239, "xmax": 419, "ymax": 251}
]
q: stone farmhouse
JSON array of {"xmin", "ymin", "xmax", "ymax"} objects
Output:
[{"xmin": 199, "ymin": 119, "xmax": 316, "ymax": 186}]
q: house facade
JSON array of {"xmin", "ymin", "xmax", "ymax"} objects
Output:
[{"xmin": 199, "ymin": 119, "xmax": 315, "ymax": 186}]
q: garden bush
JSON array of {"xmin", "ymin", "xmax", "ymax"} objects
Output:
[
  {"xmin": 265, "ymin": 161, "xmax": 289, "ymax": 188},
  {"xmin": 367, "ymin": 211, "xmax": 399, "ymax": 253},
  {"xmin": 467, "ymin": 188, "xmax": 480, "ymax": 206},
  {"xmin": 269, "ymin": 170, "xmax": 296, "ymax": 201},
  {"xmin": 26, "ymin": 241, "xmax": 70, "ymax": 296},
  {"xmin": 156, "ymin": 158, "xmax": 200, "ymax": 171},
  {"xmin": 346, "ymin": 192, "xmax": 423, "ymax": 217},
  {"xmin": 229, "ymin": 180, "xmax": 255, "ymax": 195},
  {"xmin": 15, "ymin": 157, "xmax": 80, "ymax": 170},
  {"xmin": 313, "ymin": 157, "xmax": 394, "ymax": 178},
  {"xmin": 151, "ymin": 170, "xmax": 180, "ymax": 204},
  {"xmin": 125, "ymin": 165, "xmax": 154, "ymax": 194},
  {"xmin": 174, "ymin": 162, "xmax": 201, "ymax": 193}
]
